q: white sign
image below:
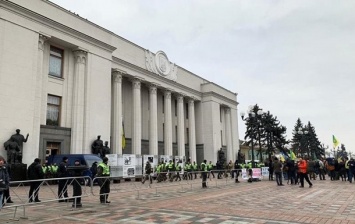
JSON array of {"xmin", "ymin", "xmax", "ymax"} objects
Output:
[{"xmin": 123, "ymin": 154, "xmax": 136, "ymax": 177}]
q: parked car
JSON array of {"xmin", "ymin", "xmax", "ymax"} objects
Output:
[{"xmin": 47, "ymin": 154, "xmax": 102, "ymax": 184}]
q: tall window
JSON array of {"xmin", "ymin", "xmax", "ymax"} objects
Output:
[
  {"xmin": 186, "ymin": 128, "xmax": 189, "ymax": 144},
  {"xmin": 175, "ymin": 99, "xmax": 177, "ymax": 116},
  {"xmin": 46, "ymin": 95, "xmax": 61, "ymax": 126},
  {"xmin": 162, "ymin": 95, "xmax": 165, "ymax": 113},
  {"xmin": 185, "ymin": 103, "xmax": 189, "ymax": 119},
  {"xmin": 175, "ymin": 126, "xmax": 178, "ymax": 143},
  {"xmin": 49, "ymin": 46, "xmax": 63, "ymax": 78}
]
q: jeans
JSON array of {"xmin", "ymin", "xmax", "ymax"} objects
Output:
[{"xmin": 275, "ymin": 172, "xmax": 283, "ymax": 185}]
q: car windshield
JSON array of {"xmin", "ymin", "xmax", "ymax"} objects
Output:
[{"xmin": 85, "ymin": 156, "xmax": 102, "ymax": 167}]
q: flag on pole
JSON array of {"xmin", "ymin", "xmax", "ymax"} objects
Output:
[
  {"xmin": 122, "ymin": 121, "xmax": 126, "ymax": 150},
  {"xmin": 333, "ymin": 135, "xmax": 339, "ymax": 148},
  {"xmin": 290, "ymin": 150, "xmax": 296, "ymax": 161}
]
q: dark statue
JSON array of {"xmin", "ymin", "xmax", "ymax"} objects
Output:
[
  {"xmin": 101, "ymin": 141, "xmax": 111, "ymax": 158},
  {"xmin": 91, "ymin": 135, "xmax": 103, "ymax": 156},
  {"xmin": 3, "ymin": 129, "xmax": 29, "ymax": 164}
]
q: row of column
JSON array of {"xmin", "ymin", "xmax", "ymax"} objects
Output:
[
  {"xmin": 112, "ymin": 70, "xmax": 196, "ymax": 162},
  {"xmin": 34, "ymin": 34, "xmax": 88, "ymax": 155}
]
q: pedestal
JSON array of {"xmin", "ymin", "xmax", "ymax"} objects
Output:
[{"xmin": 10, "ymin": 163, "xmax": 27, "ymax": 181}]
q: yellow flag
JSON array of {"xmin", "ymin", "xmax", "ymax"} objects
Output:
[
  {"xmin": 122, "ymin": 121, "xmax": 126, "ymax": 150},
  {"xmin": 333, "ymin": 135, "xmax": 339, "ymax": 148}
]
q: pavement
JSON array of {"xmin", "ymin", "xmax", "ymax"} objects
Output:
[{"xmin": 1, "ymin": 176, "xmax": 355, "ymax": 224}]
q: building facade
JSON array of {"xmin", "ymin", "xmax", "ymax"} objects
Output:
[{"xmin": 0, "ymin": 0, "xmax": 240, "ymax": 165}]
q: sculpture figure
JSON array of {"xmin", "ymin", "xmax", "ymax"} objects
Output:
[
  {"xmin": 4, "ymin": 140, "xmax": 21, "ymax": 164},
  {"xmin": 3, "ymin": 129, "xmax": 29, "ymax": 164},
  {"xmin": 101, "ymin": 141, "xmax": 111, "ymax": 158},
  {"xmin": 91, "ymin": 135, "xmax": 103, "ymax": 156}
]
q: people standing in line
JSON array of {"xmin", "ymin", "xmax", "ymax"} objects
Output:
[
  {"xmin": 0, "ymin": 156, "xmax": 10, "ymax": 210},
  {"xmin": 166, "ymin": 160, "xmax": 174, "ymax": 182},
  {"xmin": 58, "ymin": 157, "xmax": 70, "ymax": 202},
  {"xmin": 298, "ymin": 157, "xmax": 313, "ymax": 188},
  {"xmin": 142, "ymin": 161, "xmax": 152, "ymax": 185},
  {"xmin": 2, "ymin": 160, "xmax": 13, "ymax": 205},
  {"xmin": 97, "ymin": 157, "xmax": 110, "ymax": 203},
  {"xmin": 192, "ymin": 161, "xmax": 198, "ymax": 179},
  {"xmin": 71, "ymin": 160, "xmax": 83, "ymax": 207},
  {"xmin": 207, "ymin": 161, "xmax": 215, "ymax": 179},
  {"xmin": 201, "ymin": 160, "xmax": 208, "ymax": 188},
  {"xmin": 27, "ymin": 158, "xmax": 44, "ymax": 202},
  {"xmin": 174, "ymin": 162, "xmax": 182, "ymax": 181},
  {"xmin": 273, "ymin": 157, "xmax": 284, "ymax": 186}
]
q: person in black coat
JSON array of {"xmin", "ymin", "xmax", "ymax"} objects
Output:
[
  {"xmin": 0, "ymin": 156, "xmax": 10, "ymax": 210},
  {"xmin": 27, "ymin": 158, "xmax": 44, "ymax": 202},
  {"xmin": 58, "ymin": 157, "xmax": 70, "ymax": 202},
  {"xmin": 70, "ymin": 160, "xmax": 84, "ymax": 207},
  {"xmin": 2, "ymin": 160, "xmax": 13, "ymax": 205}
]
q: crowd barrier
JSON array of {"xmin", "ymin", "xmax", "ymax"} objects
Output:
[{"xmin": 1, "ymin": 168, "xmax": 266, "ymax": 220}]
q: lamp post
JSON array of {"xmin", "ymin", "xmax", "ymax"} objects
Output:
[
  {"xmin": 297, "ymin": 128, "xmax": 309, "ymax": 158},
  {"xmin": 240, "ymin": 106, "xmax": 258, "ymax": 168}
]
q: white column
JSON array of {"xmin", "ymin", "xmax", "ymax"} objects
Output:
[
  {"xmin": 112, "ymin": 70, "xmax": 123, "ymax": 154},
  {"xmin": 225, "ymin": 107, "xmax": 233, "ymax": 162},
  {"xmin": 132, "ymin": 78, "xmax": 142, "ymax": 155},
  {"xmin": 71, "ymin": 49, "xmax": 87, "ymax": 153},
  {"xmin": 32, "ymin": 34, "xmax": 48, "ymax": 159},
  {"xmin": 149, "ymin": 84, "xmax": 158, "ymax": 155},
  {"xmin": 188, "ymin": 98, "xmax": 196, "ymax": 162},
  {"xmin": 177, "ymin": 93, "xmax": 185, "ymax": 157},
  {"xmin": 164, "ymin": 90, "xmax": 173, "ymax": 156}
]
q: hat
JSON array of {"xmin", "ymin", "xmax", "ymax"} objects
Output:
[
  {"xmin": 34, "ymin": 158, "xmax": 41, "ymax": 163},
  {"xmin": 63, "ymin": 157, "xmax": 68, "ymax": 161},
  {"xmin": 103, "ymin": 157, "xmax": 108, "ymax": 162}
]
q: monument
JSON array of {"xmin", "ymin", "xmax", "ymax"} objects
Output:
[
  {"xmin": 3, "ymin": 129, "xmax": 29, "ymax": 180},
  {"xmin": 91, "ymin": 135, "xmax": 103, "ymax": 157}
]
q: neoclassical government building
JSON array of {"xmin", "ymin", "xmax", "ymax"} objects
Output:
[{"xmin": 0, "ymin": 0, "xmax": 240, "ymax": 165}]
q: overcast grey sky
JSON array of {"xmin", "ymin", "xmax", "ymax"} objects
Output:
[{"xmin": 51, "ymin": 0, "xmax": 355, "ymax": 155}]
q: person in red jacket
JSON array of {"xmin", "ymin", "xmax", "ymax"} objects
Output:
[{"xmin": 298, "ymin": 157, "xmax": 313, "ymax": 188}]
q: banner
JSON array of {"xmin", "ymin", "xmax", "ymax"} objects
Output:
[{"xmin": 122, "ymin": 154, "xmax": 136, "ymax": 177}]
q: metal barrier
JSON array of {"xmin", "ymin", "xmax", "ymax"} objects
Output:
[{"xmin": 1, "ymin": 168, "xmax": 257, "ymax": 220}]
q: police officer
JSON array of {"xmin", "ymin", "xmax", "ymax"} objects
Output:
[
  {"xmin": 201, "ymin": 159, "xmax": 208, "ymax": 188},
  {"xmin": 175, "ymin": 162, "xmax": 182, "ymax": 181},
  {"xmin": 166, "ymin": 160, "xmax": 174, "ymax": 182},
  {"xmin": 192, "ymin": 161, "xmax": 198, "ymax": 179},
  {"xmin": 97, "ymin": 157, "xmax": 110, "ymax": 203}
]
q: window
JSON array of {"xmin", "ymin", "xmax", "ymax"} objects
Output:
[
  {"xmin": 175, "ymin": 99, "xmax": 177, "ymax": 116},
  {"xmin": 186, "ymin": 128, "xmax": 189, "ymax": 144},
  {"xmin": 186, "ymin": 103, "xmax": 189, "ymax": 119},
  {"xmin": 162, "ymin": 95, "xmax": 165, "ymax": 113},
  {"xmin": 175, "ymin": 126, "xmax": 178, "ymax": 143},
  {"xmin": 46, "ymin": 95, "xmax": 61, "ymax": 126},
  {"xmin": 49, "ymin": 46, "xmax": 63, "ymax": 77}
]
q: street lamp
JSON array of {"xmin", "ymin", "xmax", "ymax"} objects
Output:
[
  {"xmin": 240, "ymin": 107, "xmax": 258, "ymax": 168},
  {"xmin": 297, "ymin": 128, "xmax": 309, "ymax": 158}
]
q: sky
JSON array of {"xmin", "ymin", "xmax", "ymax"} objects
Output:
[{"xmin": 50, "ymin": 0, "xmax": 355, "ymax": 155}]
